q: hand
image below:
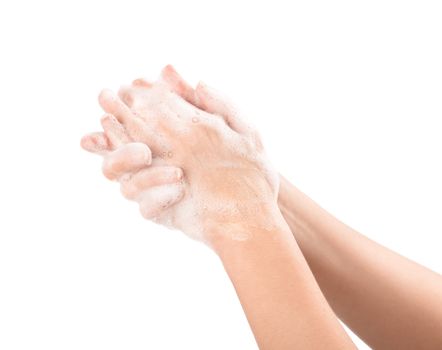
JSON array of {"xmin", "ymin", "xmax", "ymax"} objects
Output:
[{"xmin": 82, "ymin": 66, "xmax": 280, "ymax": 245}]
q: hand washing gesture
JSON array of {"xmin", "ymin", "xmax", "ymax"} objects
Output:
[{"xmin": 81, "ymin": 66, "xmax": 279, "ymax": 244}]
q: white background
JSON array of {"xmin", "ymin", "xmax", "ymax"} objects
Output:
[{"xmin": 0, "ymin": 1, "xmax": 441, "ymax": 349}]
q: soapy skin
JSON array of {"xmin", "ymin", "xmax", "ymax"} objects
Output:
[
  {"xmin": 82, "ymin": 67, "xmax": 264, "ymax": 233},
  {"xmin": 83, "ymin": 68, "xmax": 279, "ymax": 243}
]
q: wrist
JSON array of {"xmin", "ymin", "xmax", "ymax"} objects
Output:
[
  {"xmin": 205, "ymin": 204, "xmax": 291, "ymax": 255},
  {"xmin": 277, "ymin": 174, "xmax": 335, "ymax": 250}
]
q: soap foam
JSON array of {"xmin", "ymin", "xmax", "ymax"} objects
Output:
[{"xmin": 104, "ymin": 80, "xmax": 280, "ymax": 244}]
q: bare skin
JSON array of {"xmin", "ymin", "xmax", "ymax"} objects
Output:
[
  {"xmin": 81, "ymin": 67, "xmax": 356, "ymax": 349},
  {"xmin": 82, "ymin": 65, "xmax": 442, "ymax": 349},
  {"xmin": 278, "ymin": 177, "xmax": 442, "ymax": 349}
]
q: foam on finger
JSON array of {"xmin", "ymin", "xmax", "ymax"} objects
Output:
[
  {"xmin": 195, "ymin": 81, "xmax": 250, "ymax": 135},
  {"xmin": 101, "ymin": 113, "xmax": 131, "ymax": 147},
  {"xmin": 160, "ymin": 64, "xmax": 199, "ymax": 106},
  {"xmin": 138, "ymin": 183, "xmax": 185, "ymax": 221},
  {"xmin": 125, "ymin": 166, "xmax": 183, "ymax": 192},
  {"xmin": 98, "ymin": 88, "xmax": 166, "ymax": 154},
  {"xmin": 98, "ymin": 89, "xmax": 145, "ymax": 135},
  {"xmin": 80, "ymin": 132, "xmax": 110, "ymax": 154},
  {"xmin": 102, "ymin": 142, "xmax": 152, "ymax": 180}
]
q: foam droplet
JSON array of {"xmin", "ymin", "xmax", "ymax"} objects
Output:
[
  {"xmin": 192, "ymin": 117, "xmax": 199, "ymax": 123},
  {"xmin": 167, "ymin": 151, "xmax": 173, "ymax": 158}
]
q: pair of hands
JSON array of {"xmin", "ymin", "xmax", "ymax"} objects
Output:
[{"xmin": 81, "ymin": 66, "xmax": 279, "ymax": 245}]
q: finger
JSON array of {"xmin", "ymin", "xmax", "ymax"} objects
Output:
[
  {"xmin": 80, "ymin": 132, "xmax": 111, "ymax": 155},
  {"xmin": 138, "ymin": 183, "xmax": 185, "ymax": 220},
  {"xmin": 118, "ymin": 85, "xmax": 137, "ymax": 108},
  {"xmin": 102, "ymin": 142, "xmax": 152, "ymax": 180},
  {"xmin": 98, "ymin": 89, "xmax": 145, "ymax": 134},
  {"xmin": 160, "ymin": 64, "xmax": 199, "ymax": 106},
  {"xmin": 195, "ymin": 81, "xmax": 250, "ymax": 135},
  {"xmin": 132, "ymin": 78, "xmax": 152, "ymax": 88},
  {"xmin": 160, "ymin": 66, "xmax": 241, "ymax": 130},
  {"xmin": 98, "ymin": 89, "xmax": 162, "ymax": 152},
  {"xmin": 100, "ymin": 113, "xmax": 131, "ymax": 148},
  {"xmin": 120, "ymin": 166, "xmax": 183, "ymax": 200}
]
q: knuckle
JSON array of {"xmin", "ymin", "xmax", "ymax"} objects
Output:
[
  {"xmin": 129, "ymin": 142, "xmax": 152, "ymax": 165},
  {"xmin": 188, "ymin": 120, "xmax": 219, "ymax": 143}
]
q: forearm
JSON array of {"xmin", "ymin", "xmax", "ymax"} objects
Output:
[
  {"xmin": 278, "ymin": 175, "xmax": 442, "ymax": 349},
  {"xmin": 210, "ymin": 209, "xmax": 355, "ymax": 350}
]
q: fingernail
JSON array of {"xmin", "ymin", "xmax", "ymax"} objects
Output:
[{"xmin": 144, "ymin": 147, "xmax": 152, "ymax": 165}]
